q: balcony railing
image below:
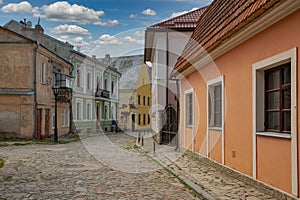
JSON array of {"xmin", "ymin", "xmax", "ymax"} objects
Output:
[
  {"xmin": 95, "ymin": 89, "xmax": 110, "ymax": 99},
  {"xmin": 53, "ymin": 73, "xmax": 73, "ymax": 102}
]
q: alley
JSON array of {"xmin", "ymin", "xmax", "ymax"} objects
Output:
[{"xmin": 0, "ymin": 133, "xmax": 199, "ymax": 200}]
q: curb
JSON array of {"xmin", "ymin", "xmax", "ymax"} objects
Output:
[{"xmin": 136, "ymin": 141, "xmax": 216, "ymax": 200}]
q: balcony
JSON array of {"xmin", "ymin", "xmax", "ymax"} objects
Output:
[
  {"xmin": 95, "ymin": 89, "xmax": 110, "ymax": 99},
  {"xmin": 53, "ymin": 73, "xmax": 73, "ymax": 102}
]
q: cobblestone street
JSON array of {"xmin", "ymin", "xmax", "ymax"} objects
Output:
[{"xmin": 0, "ymin": 133, "xmax": 199, "ymax": 200}]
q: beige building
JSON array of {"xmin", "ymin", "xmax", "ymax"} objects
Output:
[
  {"xmin": 0, "ymin": 26, "xmax": 72, "ymax": 139},
  {"xmin": 135, "ymin": 62, "xmax": 152, "ymax": 131}
]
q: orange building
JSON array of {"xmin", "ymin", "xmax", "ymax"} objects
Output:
[{"xmin": 173, "ymin": 0, "xmax": 300, "ymax": 197}]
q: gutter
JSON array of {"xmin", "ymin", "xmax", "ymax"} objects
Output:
[{"xmin": 33, "ymin": 43, "xmax": 38, "ymax": 139}]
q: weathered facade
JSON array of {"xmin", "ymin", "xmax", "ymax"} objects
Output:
[
  {"xmin": 0, "ymin": 27, "xmax": 72, "ymax": 139},
  {"xmin": 173, "ymin": 0, "xmax": 300, "ymax": 197}
]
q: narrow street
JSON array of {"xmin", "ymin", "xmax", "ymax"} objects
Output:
[{"xmin": 0, "ymin": 133, "xmax": 200, "ymax": 200}]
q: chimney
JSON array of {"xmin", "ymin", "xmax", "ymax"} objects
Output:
[
  {"xmin": 35, "ymin": 17, "xmax": 44, "ymax": 34},
  {"xmin": 104, "ymin": 54, "xmax": 111, "ymax": 63}
]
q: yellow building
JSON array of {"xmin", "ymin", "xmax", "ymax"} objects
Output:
[{"xmin": 135, "ymin": 62, "xmax": 152, "ymax": 131}]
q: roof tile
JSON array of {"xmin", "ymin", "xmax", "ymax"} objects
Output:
[{"xmin": 174, "ymin": 0, "xmax": 281, "ymax": 74}]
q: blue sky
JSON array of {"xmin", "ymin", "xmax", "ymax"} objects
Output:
[{"xmin": 0, "ymin": 0, "xmax": 211, "ymax": 57}]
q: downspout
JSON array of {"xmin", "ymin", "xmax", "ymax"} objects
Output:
[
  {"xmin": 175, "ymin": 79, "xmax": 180, "ymax": 151},
  {"xmin": 33, "ymin": 43, "xmax": 38, "ymax": 139},
  {"xmin": 166, "ymin": 31, "xmax": 170, "ymax": 144}
]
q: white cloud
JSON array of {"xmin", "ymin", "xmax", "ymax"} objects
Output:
[
  {"xmin": 123, "ymin": 36, "xmax": 144, "ymax": 45},
  {"xmin": 134, "ymin": 31, "xmax": 144, "ymax": 37},
  {"xmin": 1, "ymin": 1, "xmax": 39, "ymax": 14},
  {"xmin": 96, "ymin": 34, "xmax": 122, "ymax": 45},
  {"xmin": 129, "ymin": 14, "xmax": 137, "ymax": 19},
  {"xmin": 170, "ymin": 7, "xmax": 198, "ymax": 18},
  {"xmin": 93, "ymin": 19, "xmax": 119, "ymax": 26},
  {"xmin": 141, "ymin": 8, "xmax": 157, "ymax": 16},
  {"xmin": 37, "ymin": 1, "xmax": 118, "ymax": 26},
  {"xmin": 40, "ymin": 1, "xmax": 103, "ymax": 24},
  {"xmin": 51, "ymin": 24, "xmax": 91, "ymax": 36}
]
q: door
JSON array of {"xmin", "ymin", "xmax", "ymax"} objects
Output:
[
  {"xmin": 36, "ymin": 109, "xmax": 42, "ymax": 140},
  {"xmin": 161, "ymin": 106, "xmax": 178, "ymax": 145},
  {"xmin": 45, "ymin": 109, "xmax": 50, "ymax": 137},
  {"xmin": 131, "ymin": 114, "xmax": 135, "ymax": 132}
]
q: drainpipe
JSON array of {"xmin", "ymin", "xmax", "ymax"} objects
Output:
[{"xmin": 33, "ymin": 43, "xmax": 38, "ymax": 139}]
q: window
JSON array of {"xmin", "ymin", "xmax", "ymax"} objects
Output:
[
  {"xmin": 111, "ymin": 81, "xmax": 114, "ymax": 94},
  {"xmin": 65, "ymin": 109, "xmax": 69, "ymax": 127},
  {"xmin": 148, "ymin": 114, "xmax": 150, "ymax": 124},
  {"xmin": 104, "ymin": 105, "xmax": 108, "ymax": 120},
  {"xmin": 138, "ymin": 95, "xmax": 141, "ymax": 105},
  {"xmin": 41, "ymin": 63, "xmax": 46, "ymax": 84},
  {"xmin": 265, "ymin": 63, "xmax": 291, "ymax": 133},
  {"xmin": 208, "ymin": 83, "xmax": 222, "ymax": 128},
  {"xmin": 62, "ymin": 109, "xmax": 65, "ymax": 127},
  {"xmin": 138, "ymin": 114, "xmax": 141, "ymax": 125},
  {"xmin": 87, "ymin": 103, "xmax": 92, "ymax": 120},
  {"xmin": 143, "ymin": 114, "xmax": 146, "ymax": 125},
  {"xmin": 185, "ymin": 91, "xmax": 193, "ymax": 126},
  {"xmin": 253, "ymin": 48, "xmax": 296, "ymax": 138},
  {"xmin": 96, "ymin": 76, "xmax": 100, "ymax": 90},
  {"xmin": 87, "ymin": 73, "xmax": 91, "ymax": 90},
  {"xmin": 77, "ymin": 69, "xmax": 81, "ymax": 88},
  {"xmin": 143, "ymin": 96, "xmax": 146, "ymax": 105},
  {"xmin": 104, "ymin": 79, "xmax": 108, "ymax": 90},
  {"xmin": 76, "ymin": 102, "xmax": 82, "ymax": 120}
]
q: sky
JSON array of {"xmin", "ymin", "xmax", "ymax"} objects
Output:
[{"xmin": 0, "ymin": 0, "xmax": 211, "ymax": 58}]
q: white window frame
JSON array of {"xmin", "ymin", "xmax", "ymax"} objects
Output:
[
  {"xmin": 206, "ymin": 76, "xmax": 224, "ymax": 164},
  {"xmin": 207, "ymin": 77, "xmax": 224, "ymax": 131},
  {"xmin": 62, "ymin": 109, "xmax": 65, "ymax": 127},
  {"xmin": 184, "ymin": 88, "xmax": 194, "ymax": 151},
  {"xmin": 252, "ymin": 48, "xmax": 297, "ymax": 195},
  {"xmin": 184, "ymin": 88, "xmax": 194, "ymax": 127},
  {"xmin": 87, "ymin": 72, "xmax": 91, "ymax": 90},
  {"xmin": 87, "ymin": 101, "xmax": 92, "ymax": 120},
  {"xmin": 76, "ymin": 100, "xmax": 83, "ymax": 120},
  {"xmin": 65, "ymin": 109, "xmax": 69, "ymax": 127},
  {"xmin": 41, "ymin": 63, "xmax": 46, "ymax": 84}
]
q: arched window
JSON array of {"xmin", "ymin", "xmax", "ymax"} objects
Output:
[{"xmin": 76, "ymin": 69, "xmax": 81, "ymax": 88}]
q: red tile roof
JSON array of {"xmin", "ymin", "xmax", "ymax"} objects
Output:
[
  {"xmin": 149, "ymin": 6, "xmax": 208, "ymax": 30},
  {"xmin": 173, "ymin": 0, "xmax": 281, "ymax": 74}
]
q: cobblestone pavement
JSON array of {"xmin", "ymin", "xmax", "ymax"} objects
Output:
[
  {"xmin": 138, "ymin": 134, "xmax": 285, "ymax": 200},
  {"xmin": 0, "ymin": 133, "xmax": 200, "ymax": 200}
]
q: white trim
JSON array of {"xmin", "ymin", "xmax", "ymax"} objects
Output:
[
  {"xmin": 252, "ymin": 48, "xmax": 297, "ymax": 196},
  {"xmin": 76, "ymin": 99, "xmax": 83, "ymax": 120},
  {"xmin": 206, "ymin": 76, "xmax": 225, "ymax": 164},
  {"xmin": 256, "ymin": 132, "xmax": 291, "ymax": 139},
  {"xmin": 184, "ymin": 88, "xmax": 194, "ymax": 150}
]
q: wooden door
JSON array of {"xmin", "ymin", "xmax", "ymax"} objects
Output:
[
  {"xmin": 36, "ymin": 109, "xmax": 42, "ymax": 140},
  {"xmin": 45, "ymin": 109, "xmax": 50, "ymax": 137}
]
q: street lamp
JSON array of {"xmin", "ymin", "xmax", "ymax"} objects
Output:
[{"xmin": 52, "ymin": 86, "xmax": 59, "ymax": 142}]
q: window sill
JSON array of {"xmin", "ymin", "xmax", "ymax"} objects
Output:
[
  {"xmin": 208, "ymin": 127, "xmax": 222, "ymax": 131},
  {"xmin": 185, "ymin": 125, "xmax": 193, "ymax": 128},
  {"xmin": 256, "ymin": 132, "xmax": 291, "ymax": 139}
]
